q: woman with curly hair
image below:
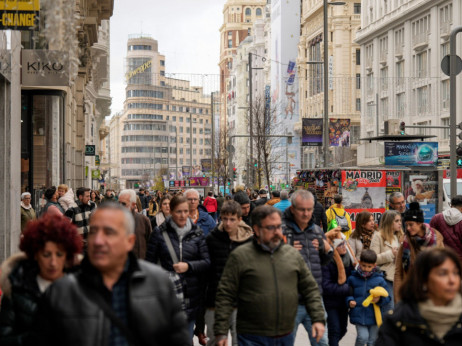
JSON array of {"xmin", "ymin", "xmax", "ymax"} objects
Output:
[
  {"xmin": 0, "ymin": 214, "xmax": 82, "ymax": 345},
  {"xmin": 348, "ymin": 210, "xmax": 378, "ymax": 260}
]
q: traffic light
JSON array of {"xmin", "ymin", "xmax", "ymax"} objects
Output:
[
  {"xmin": 458, "ymin": 157, "xmax": 462, "ymax": 167},
  {"xmin": 399, "ymin": 122, "xmax": 405, "ymax": 135},
  {"xmin": 457, "ymin": 143, "xmax": 462, "ymax": 157},
  {"xmin": 233, "ymin": 167, "xmax": 237, "ymax": 180}
]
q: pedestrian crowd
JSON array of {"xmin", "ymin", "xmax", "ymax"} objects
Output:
[{"xmin": 1, "ymin": 186, "xmax": 461, "ymax": 346}]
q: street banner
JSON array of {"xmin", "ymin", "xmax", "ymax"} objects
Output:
[
  {"xmin": 341, "ymin": 170, "xmax": 387, "ymax": 229},
  {"xmin": 384, "ymin": 142, "xmax": 438, "ymax": 166},
  {"xmin": 190, "ymin": 177, "xmax": 209, "ymax": 187},
  {"xmin": 0, "ymin": 0, "xmax": 40, "ymax": 30},
  {"xmin": 302, "ymin": 118, "xmax": 322, "ymax": 147},
  {"xmin": 403, "ymin": 171, "xmax": 438, "ymax": 223},
  {"xmin": 182, "ymin": 166, "xmax": 191, "ymax": 178},
  {"xmin": 201, "ymin": 159, "xmax": 211, "ymax": 174},
  {"xmin": 329, "ymin": 119, "xmax": 350, "ymax": 147},
  {"xmin": 386, "ymin": 171, "xmax": 401, "ymax": 209}
]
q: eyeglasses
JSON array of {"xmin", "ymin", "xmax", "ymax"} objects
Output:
[
  {"xmin": 187, "ymin": 198, "xmax": 198, "ymax": 202},
  {"xmin": 119, "ymin": 201, "xmax": 127, "ymax": 206},
  {"xmin": 260, "ymin": 225, "xmax": 283, "ymax": 232},
  {"xmin": 294, "ymin": 207, "xmax": 313, "ymax": 213}
]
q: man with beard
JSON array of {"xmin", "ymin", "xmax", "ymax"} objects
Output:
[{"xmin": 214, "ymin": 205, "xmax": 325, "ymax": 346}]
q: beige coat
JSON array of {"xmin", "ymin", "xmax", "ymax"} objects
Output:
[
  {"xmin": 348, "ymin": 231, "xmax": 379, "ymax": 260},
  {"xmin": 394, "ymin": 229, "xmax": 444, "ymax": 303},
  {"xmin": 370, "ymin": 232, "xmax": 400, "ymax": 282}
]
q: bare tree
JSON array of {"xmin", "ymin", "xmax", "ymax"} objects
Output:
[
  {"xmin": 217, "ymin": 124, "xmax": 230, "ymax": 193},
  {"xmin": 252, "ymin": 96, "xmax": 284, "ymax": 190}
]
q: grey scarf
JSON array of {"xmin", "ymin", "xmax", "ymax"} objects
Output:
[{"xmin": 170, "ymin": 218, "xmax": 192, "ymax": 242}]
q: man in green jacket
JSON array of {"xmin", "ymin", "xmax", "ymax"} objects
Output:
[{"xmin": 214, "ymin": 205, "xmax": 325, "ymax": 346}]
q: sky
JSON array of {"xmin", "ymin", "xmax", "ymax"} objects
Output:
[{"xmin": 109, "ymin": 0, "xmax": 226, "ymax": 116}]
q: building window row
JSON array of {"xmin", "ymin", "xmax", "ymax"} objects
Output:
[
  {"xmin": 128, "ymin": 45, "xmax": 152, "ymax": 51},
  {"xmin": 123, "ymin": 123, "xmax": 167, "ymax": 131},
  {"xmin": 126, "ymin": 90, "xmax": 164, "ymax": 98},
  {"xmin": 127, "ymin": 114, "xmax": 163, "ymax": 120},
  {"xmin": 122, "ymin": 135, "xmax": 168, "ymax": 142},
  {"xmin": 122, "ymin": 166, "xmax": 167, "ymax": 176},
  {"xmin": 127, "ymin": 103, "xmax": 163, "ymax": 110},
  {"xmin": 122, "ymin": 158, "xmax": 168, "ymax": 165},
  {"xmin": 122, "ymin": 146, "xmax": 170, "ymax": 153}
]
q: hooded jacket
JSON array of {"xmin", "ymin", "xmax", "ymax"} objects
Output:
[
  {"xmin": 429, "ymin": 208, "xmax": 462, "ymax": 259},
  {"xmin": 312, "ymin": 195, "xmax": 328, "ymax": 232},
  {"xmin": 196, "ymin": 205, "xmax": 216, "ymax": 236},
  {"xmin": 326, "ymin": 204, "xmax": 352, "ymax": 238},
  {"xmin": 205, "ymin": 221, "xmax": 253, "ymax": 308},
  {"xmin": 145, "ymin": 217, "xmax": 210, "ymax": 320},
  {"xmin": 203, "ymin": 196, "xmax": 218, "ymax": 213},
  {"xmin": 282, "ymin": 208, "xmax": 333, "ymax": 294}
]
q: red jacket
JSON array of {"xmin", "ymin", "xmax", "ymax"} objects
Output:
[
  {"xmin": 203, "ymin": 196, "xmax": 218, "ymax": 213},
  {"xmin": 430, "ymin": 209, "xmax": 462, "ymax": 259}
]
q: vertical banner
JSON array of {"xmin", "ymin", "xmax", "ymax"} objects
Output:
[
  {"xmin": 302, "ymin": 118, "xmax": 323, "ymax": 146},
  {"xmin": 386, "ymin": 171, "xmax": 402, "ymax": 210},
  {"xmin": 329, "ymin": 119, "xmax": 351, "ymax": 147},
  {"xmin": 201, "ymin": 159, "xmax": 211, "ymax": 174},
  {"xmin": 182, "ymin": 166, "xmax": 191, "ymax": 178},
  {"xmin": 341, "ymin": 170, "xmax": 387, "ymax": 229},
  {"xmin": 403, "ymin": 171, "xmax": 438, "ymax": 223}
]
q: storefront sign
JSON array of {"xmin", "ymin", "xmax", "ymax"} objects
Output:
[
  {"xmin": 85, "ymin": 145, "xmax": 95, "ymax": 156},
  {"xmin": 0, "ymin": 0, "xmax": 40, "ymax": 30},
  {"xmin": 91, "ymin": 169, "xmax": 100, "ymax": 180},
  {"xmin": 22, "ymin": 50, "xmax": 69, "ymax": 86},
  {"xmin": 302, "ymin": 118, "xmax": 322, "ymax": 146},
  {"xmin": 384, "ymin": 142, "xmax": 438, "ymax": 166},
  {"xmin": 95, "ymin": 155, "xmax": 100, "ymax": 165}
]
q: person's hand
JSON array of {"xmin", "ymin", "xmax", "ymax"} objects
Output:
[
  {"xmin": 372, "ymin": 297, "xmax": 380, "ymax": 303},
  {"xmin": 392, "ymin": 247, "xmax": 398, "ymax": 258},
  {"xmin": 173, "ymin": 262, "xmax": 189, "ymax": 273},
  {"xmin": 311, "ymin": 322, "xmax": 325, "ymax": 342},
  {"xmin": 349, "ymin": 301, "xmax": 356, "ymax": 308},
  {"xmin": 312, "ymin": 238, "xmax": 319, "ymax": 251},
  {"xmin": 323, "ymin": 239, "xmax": 332, "ymax": 253},
  {"xmin": 216, "ymin": 337, "xmax": 228, "ymax": 346},
  {"xmin": 294, "ymin": 240, "xmax": 303, "ymax": 251}
]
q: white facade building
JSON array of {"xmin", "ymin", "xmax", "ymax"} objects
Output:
[{"xmin": 356, "ymin": 0, "xmax": 461, "ymax": 166}]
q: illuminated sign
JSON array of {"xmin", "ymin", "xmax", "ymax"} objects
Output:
[{"xmin": 125, "ymin": 59, "xmax": 152, "ymax": 82}]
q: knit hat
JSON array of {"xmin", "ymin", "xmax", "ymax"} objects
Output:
[
  {"xmin": 404, "ymin": 202, "xmax": 424, "ymax": 223},
  {"xmin": 333, "ymin": 238, "xmax": 345, "ymax": 249},
  {"xmin": 234, "ymin": 191, "xmax": 250, "ymax": 205}
]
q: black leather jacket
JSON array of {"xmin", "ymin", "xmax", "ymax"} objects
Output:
[{"xmin": 33, "ymin": 253, "xmax": 190, "ymax": 346}]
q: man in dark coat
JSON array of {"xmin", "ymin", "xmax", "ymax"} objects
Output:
[
  {"xmin": 282, "ymin": 189, "xmax": 333, "ymax": 346},
  {"xmin": 233, "ymin": 191, "xmax": 252, "ymax": 227},
  {"xmin": 119, "ymin": 189, "xmax": 152, "ymax": 259},
  {"xmin": 34, "ymin": 203, "xmax": 189, "ymax": 346},
  {"xmin": 308, "ymin": 188, "xmax": 328, "ymax": 232}
]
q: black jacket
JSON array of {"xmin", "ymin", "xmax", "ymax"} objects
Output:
[
  {"xmin": 282, "ymin": 208, "xmax": 333, "ymax": 294},
  {"xmin": 0, "ymin": 255, "xmax": 41, "ymax": 346},
  {"xmin": 313, "ymin": 200, "xmax": 328, "ymax": 233},
  {"xmin": 33, "ymin": 253, "xmax": 189, "ymax": 346},
  {"xmin": 205, "ymin": 225, "xmax": 253, "ymax": 308},
  {"xmin": 376, "ymin": 300, "xmax": 462, "ymax": 346},
  {"xmin": 321, "ymin": 257, "xmax": 354, "ymax": 309},
  {"xmin": 145, "ymin": 218, "xmax": 210, "ymax": 320}
]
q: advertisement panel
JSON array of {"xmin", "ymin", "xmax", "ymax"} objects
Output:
[
  {"xmin": 386, "ymin": 171, "xmax": 402, "ymax": 209},
  {"xmin": 302, "ymin": 118, "xmax": 322, "ymax": 147},
  {"xmin": 201, "ymin": 159, "xmax": 211, "ymax": 174},
  {"xmin": 341, "ymin": 170, "xmax": 387, "ymax": 229},
  {"xmin": 182, "ymin": 166, "xmax": 191, "ymax": 178},
  {"xmin": 329, "ymin": 119, "xmax": 350, "ymax": 147},
  {"xmin": 403, "ymin": 171, "xmax": 438, "ymax": 223},
  {"xmin": 384, "ymin": 142, "xmax": 438, "ymax": 166},
  {"xmin": 189, "ymin": 177, "xmax": 209, "ymax": 187}
]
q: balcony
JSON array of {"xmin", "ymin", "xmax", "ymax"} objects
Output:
[
  {"xmin": 412, "ymin": 32, "xmax": 429, "ymax": 51},
  {"xmin": 440, "ymin": 22, "xmax": 451, "ymax": 39}
]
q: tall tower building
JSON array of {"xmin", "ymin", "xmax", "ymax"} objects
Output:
[
  {"xmin": 118, "ymin": 35, "xmax": 212, "ymax": 189},
  {"xmin": 218, "ymin": 0, "xmax": 267, "ymax": 131}
]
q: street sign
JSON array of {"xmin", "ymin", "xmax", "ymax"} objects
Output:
[
  {"xmin": 441, "ymin": 55, "xmax": 462, "ymax": 76},
  {"xmin": 91, "ymin": 169, "xmax": 100, "ymax": 180},
  {"xmin": 85, "ymin": 145, "xmax": 95, "ymax": 156},
  {"xmin": 95, "ymin": 155, "xmax": 100, "ymax": 165}
]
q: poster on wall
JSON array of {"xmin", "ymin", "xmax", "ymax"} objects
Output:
[
  {"xmin": 386, "ymin": 171, "xmax": 402, "ymax": 210},
  {"xmin": 329, "ymin": 119, "xmax": 350, "ymax": 147},
  {"xmin": 384, "ymin": 142, "xmax": 438, "ymax": 166},
  {"xmin": 403, "ymin": 171, "xmax": 438, "ymax": 223},
  {"xmin": 302, "ymin": 118, "xmax": 323, "ymax": 146},
  {"xmin": 190, "ymin": 177, "xmax": 210, "ymax": 187},
  {"xmin": 341, "ymin": 170, "xmax": 387, "ymax": 229},
  {"xmin": 201, "ymin": 159, "xmax": 211, "ymax": 174},
  {"xmin": 182, "ymin": 166, "xmax": 191, "ymax": 178}
]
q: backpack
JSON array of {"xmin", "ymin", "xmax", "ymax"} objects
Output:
[{"xmin": 332, "ymin": 208, "xmax": 350, "ymax": 232}]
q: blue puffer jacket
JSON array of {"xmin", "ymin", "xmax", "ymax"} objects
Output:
[
  {"xmin": 145, "ymin": 217, "xmax": 210, "ymax": 320},
  {"xmin": 197, "ymin": 205, "xmax": 216, "ymax": 236},
  {"xmin": 282, "ymin": 209, "xmax": 333, "ymax": 294},
  {"xmin": 322, "ymin": 257, "xmax": 354, "ymax": 309},
  {"xmin": 346, "ymin": 270, "xmax": 391, "ymax": 326}
]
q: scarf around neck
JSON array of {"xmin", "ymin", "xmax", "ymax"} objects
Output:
[
  {"xmin": 418, "ymin": 293, "xmax": 462, "ymax": 340},
  {"xmin": 360, "ymin": 228, "xmax": 375, "ymax": 250},
  {"xmin": 21, "ymin": 201, "xmax": 32, "ymax": 210},
  {"xmin": 170, "ymin": 218, "xmax": 192, "ymax": 241},
  {"xmin": 402, "ymin": 224, "xmax": 437, "ymax": 272},
  {"xmin": 356, "ymin": 264, "xmax": 378, "ymax": 279}
]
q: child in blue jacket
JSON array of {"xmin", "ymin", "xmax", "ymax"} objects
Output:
[{"xmin": 347, "ymin": 249, "xmax": 391, "ymax": 346}]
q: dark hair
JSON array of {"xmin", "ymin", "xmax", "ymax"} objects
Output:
[
  {"xmin": 251, "ymin": 205, "xmax": 281, "ymax": 227},
  {"xmin": 76, "ymin": 187, "xmax": 91, "ymax": 198},
  {"xmin": 20, "ymin": 214, "xmax": 83, "ymax": 262},
  {"xmin": 351, "ymin": 211, "xmax": 373, "ymax": 240},
  {"xmin": 334, "ymin": 194, "xmax": 343, "ymax": 204},
  {"xmin": 360, "ymin": 249, "xmax": 377, "ymax": 264},
  {"xmin": 44, "ymin": 186, "xmax": 57, "ymax": 200},
  {"xmin": 451, "ymin": 195, "xmax": 462, "ymax": 207},
  {"xmin": 271, "ymin": 191, "xmax": 280, "ymax": 198},
  {"xmin": 220, "ymin": 200, "xmax": 243, "ymax": 218},
  {"xmin": 400, "ymin": 248, "xmax": 462, "ymax": 302},
  {"xmin": 208, "ymin": 191, "xmax": 213, "ymax": 196},
  {"xmin": 169, "ymin": 195, "xmax": 188, "ymax": 212},
  {"xmin": 159, "ymin": 195, "xmax": 171, "ymax": 206}
]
